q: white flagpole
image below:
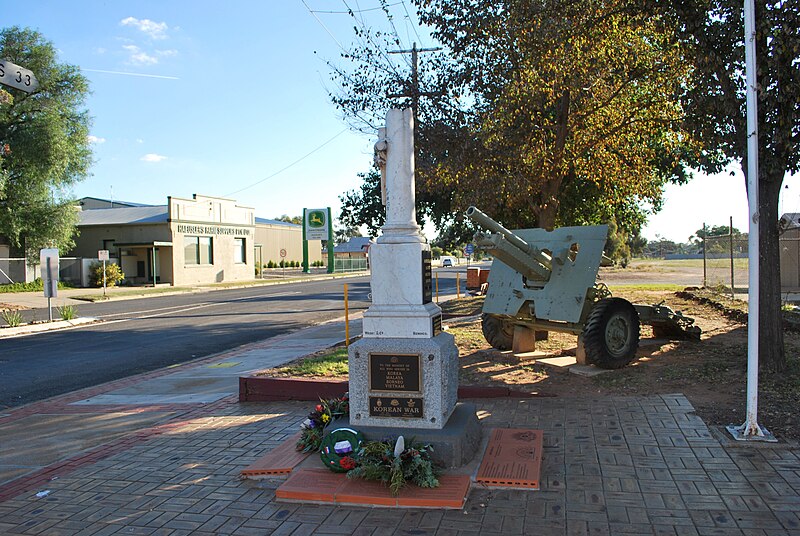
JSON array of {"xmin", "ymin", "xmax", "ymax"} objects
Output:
[{"xmin": 727, "ymin": 0, "xmax": 775, "ymax": 442}]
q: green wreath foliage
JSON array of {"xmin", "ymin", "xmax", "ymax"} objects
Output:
[
  {"xmin": 319, "ymin": 428, "xmax": 364, "ymax": 473},
  {"xmin": 347, "ymin": 438, "xmax": 440, "ymax": 496}
]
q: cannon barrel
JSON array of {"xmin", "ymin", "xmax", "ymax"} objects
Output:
[
  {"xmin": 466, "ymin": 206, "xmax": 533, "ymax": 258},
  {"xmin": 466, "ymin": 206, "xmax": 553, "ymax": 281}
]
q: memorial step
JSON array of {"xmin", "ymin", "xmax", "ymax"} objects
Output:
[{"xmin": 475, "ymin": 428, "xmax": 543, "ymax": 489}]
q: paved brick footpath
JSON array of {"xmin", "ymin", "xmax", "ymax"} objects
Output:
[{"xmin": 1, "ymin": 394, "xmax": 799, "ymax": 535}]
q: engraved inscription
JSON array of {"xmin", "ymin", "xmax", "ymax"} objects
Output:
[
  {"xmin": 369, "ymin": 396, "xmax": 424, "ymax": 418},
  {"xmin": 422, "ymin": 250, "xmax": 432, "ymax": 304},
  {"xmin": 432, "ymin": 314, "xmax": 442, "ymax": 336},
  {"xmin": 369, "ymin": 353, "xmax": 421, "ymax": 393}
]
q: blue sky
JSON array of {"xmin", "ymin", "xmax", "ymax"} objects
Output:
[{"xmin": 5, "ymin": 1, "xmax": 798, "ymax": 243}]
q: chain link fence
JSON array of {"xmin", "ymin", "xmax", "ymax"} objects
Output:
[
  {"xmin": 334, "ymin": 257, "xmax": 368, "ymax": 272},
  {"xmin": 702, "ymin": 236, "xmax": 749, "ymax": 298}
]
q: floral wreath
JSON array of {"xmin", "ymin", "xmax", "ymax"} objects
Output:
[
  {"xmin": 319, "ymin": 428, "xmax": 364, "ymax": 473},
  {"xmin": 295, "ymin": 393, "xmax": 349, "ymax": 453}
]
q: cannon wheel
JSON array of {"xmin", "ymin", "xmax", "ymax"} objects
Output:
[
  {"xmin": 481, "ymin": 314, "xmax": 514, "ymax": 351},
  {"xmin": 583, "ymin": 298, "xmax": 640, "ymax": 369}
]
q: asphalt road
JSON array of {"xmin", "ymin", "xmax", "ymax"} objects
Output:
[{"xmin": 0, "ymin": 270, "xmax": 463, "ymax": 410}]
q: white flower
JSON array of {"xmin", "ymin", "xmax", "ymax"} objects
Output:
[{"xmin": 301, "ymin": 418, "xmax": 314, "ymax": 430}]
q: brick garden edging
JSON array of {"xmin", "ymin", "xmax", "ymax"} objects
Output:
[{"xmin": 238, "ymin": 376, "xmax": 553, "ymax": 402}]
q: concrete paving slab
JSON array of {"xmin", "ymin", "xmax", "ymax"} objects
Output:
[
  {"xmin": 72, "ymin": 375, "xmax": 235, "ymax": 402},
  {"xmin": 0, "ymin": 466, "xmax": 37, "ymax": 486},
  {"xmin": 70, "ymin": 393, "xmax": 229, "ymax": 405},
  {"xmin": 0, "ymin": 317, "xmax": 100, "ymax": 339},
  {"xmin": 536, "ymin": 356, "xmax": 578, "ymax": 368},
  {"xmin": 569, "ymin": 364, "xmax": 614, "ymax": 376},
  {"xmin": 0, "ymin": 411, "xmax": 174, "ymax": 482}
]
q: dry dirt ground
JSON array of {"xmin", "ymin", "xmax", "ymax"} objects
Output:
[
  {"xmin": 447, "ymin": 288, "xmax": 800, "ymax": 443},
  {"xmin": 267, "ymin": 279, "xmax": 799, "ymax": 443}
]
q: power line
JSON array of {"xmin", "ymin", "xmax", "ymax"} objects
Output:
[
  {"xmin": 301, "ymin": 0, "xmax": 346, "ymax": 52},
  {"xmin": 224, "ymin": 128, "xmax": 349, "ymax": 197},
  {"xmin": 310, "ymin": 1, "xmax": 403, "ymax": 14},
  {"xmin": 399, "ymin": 0, "xmax": 423, "ymax": 45},
  {"xmin": 341, "ymin": 0, "xmax": 402, "ymax": 75}
]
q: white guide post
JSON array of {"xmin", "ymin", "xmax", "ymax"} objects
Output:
[{"xmin": 727, "ymin": 0, "xmax": 775, "ymax": 442}]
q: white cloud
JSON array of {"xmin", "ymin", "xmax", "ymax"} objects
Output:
[
  {"xmin": 140, "ymin": 153, "xmax": 167, "ymax": 163},
  {"xmin": 88, "ymin": 135, "xmax": 106, "ymax": 144},
  {"xmin": 123, "ymin": 44, "xmax": 158, "ymax": 66},
  {"xmin": 156, "ymin": 49, "xmax": 178, "ymax": 58},
  {"xmin": 120, "ymin": 17, "xmax": 169, "ymax": 40}
]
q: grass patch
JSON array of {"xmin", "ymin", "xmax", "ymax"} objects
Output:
[
  {"xmin": 71, "ymin": 286, "xmax": 193, "ymax": 301},
  {"xmin": 626, "ymin": 258, "xmax": 749, "ymax": 269},
  {"xmin": 440, "ymin": 295, "xmax": 484, "ymax": 316},
  {"xmin": 57, "ymin": 304, "xmax": 78, "ymax": 320},
  {"xmin": 607, "ymin": 283, "xmax": 686, "ymax": 292},
  {"xmin": 1, "ymin": 309, "xmax": 23, "ymax": 327},
  {"xmin": 448, "ymin": 321, "xmax": 488, "ymax": 352},
  {"xmin": 276, "ymin": 347, "xmax": 349, "ymax": 377},
  {"xmin": 0, "ymin": 278, "xmax": 73, "ymax": 293}
]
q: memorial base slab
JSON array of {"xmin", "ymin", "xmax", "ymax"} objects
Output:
[
  {"xmin": 343, "ymin": 402, "xmax": 481, "ymax": 468},
  {"xmin": 348, "ymin": 333, "xmax": 458, "ymax": 430}
]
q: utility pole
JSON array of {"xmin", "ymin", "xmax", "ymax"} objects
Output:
[{"xmin": 388, "ymin": 42, "xmax": 442, "ymax": 139}]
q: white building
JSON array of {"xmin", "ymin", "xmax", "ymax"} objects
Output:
[{"xmin": 68, "ymin": 194, "xmax": 320, "ymax": 286}]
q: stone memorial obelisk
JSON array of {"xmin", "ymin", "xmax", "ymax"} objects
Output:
[{"xmin": 346, "ymin": 109, "xmax": 479, "ymax": 467}]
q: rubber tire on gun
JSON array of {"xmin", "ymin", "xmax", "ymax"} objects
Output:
[
  {"xmin": 582, "ymin": 298, "xmax": 640, "ymax": 369},
  {"xmin": 481, "ymin": 314, "xmax": 514, "ymax": 351}
]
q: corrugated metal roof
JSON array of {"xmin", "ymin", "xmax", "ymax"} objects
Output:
[
  {"xmin": 78, "ymin": 206, "xmax": 168, "ymax": 226},
  {"xmin": 334, "ymin": 236, "xmax": 373, "ymax": 253},
  {"xmin": 79, "ymin": 196, "xmax": 154, "ymax": 208},
  {"xmin": 781, "ymin": 213, "xmax": 800, "ymax": 229},
  {"xmin": 255, "ymin": 217, "xmax": 300, "ymax": 227}
]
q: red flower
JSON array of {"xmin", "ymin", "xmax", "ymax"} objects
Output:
[
  {"xmin": 316, "ymin": 404, "xmax": 323, "ymax": 412},
  {"xmin": 339, "ymin": 456, "xmax": 357, "ymax": 470}
]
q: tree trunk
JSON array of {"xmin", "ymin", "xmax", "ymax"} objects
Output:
[{"xmin": 757, "ymin": 171, "xmax": 786, "ymax": 373}]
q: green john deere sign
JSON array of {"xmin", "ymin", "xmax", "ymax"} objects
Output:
[{"xmin": 305, "ymin": 208, "xmax": 329, "ymax": 240}]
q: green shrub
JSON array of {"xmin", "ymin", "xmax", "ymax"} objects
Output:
[
  {"xmin": 57, "ymin": 304, "xmax": 78, "ymax": 320},
  {"xmin": 267, "ymin": 260, "xmax": 275, "ymax": 268},
  {"xmin": 88, "ymin": 261, "xmax": 125, "ymax": 288},
  {"xmin": 1, "ymin": 309, "xmax": 23, "ymax": 327},
  {"xmin": 0, "ymin": 278, "xmax": 72, "ymax": 293}
]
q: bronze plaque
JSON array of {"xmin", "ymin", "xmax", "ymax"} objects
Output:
[
  {"xmin": 369, "ymin": 353, "xmax": 421, "ymax": 392},
  {"xmin": 422, "ymin": 250, "xmax": 432, "ymax": 304},
  {"xmin": 432, "ymin": 314, "xmax": 442, "ymax": 336},
  {"xmin": 369, "ymin": 396, "xmax": 424, "ymax": 418}
]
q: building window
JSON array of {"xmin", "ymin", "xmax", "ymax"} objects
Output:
[
  {"xmin": 234, "ymin": 238, "xmax": 246, "ymax": 264},
  {"xmin": 184, "ymin": 236, "xmax": 213, "ymax": 265}
]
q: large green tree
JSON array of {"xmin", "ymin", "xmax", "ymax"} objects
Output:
[
  {"xmin": 332, "ymin": 0, "xmax": 695, "ymax": 250},
  {"xmin": 647, "ymin": 0, "xmax": 799, "ymax": 372},
  {"xmin": 0, "ymin": 27, "xmax": 92, "ymax": 258}
]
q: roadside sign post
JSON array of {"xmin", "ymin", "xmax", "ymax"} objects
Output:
[
  {"xmin": 98, "ymin": 250, "xmax": 110, "ymax": 297},
  {"xmin": 344, "ymin": 283, "xmax": 350, "ymax": 346},
  {"xmin": 0, "ymin": 60, "xmax": 39, "ymax": 94},
  {"xmin": 303, "ymin": 207, "xmax": 334, "ymax": 274},
  {"xmin": 280, "ymin": 248, "xmax": 287, "ymax": 278},
  {"xmin": 40, "ymin": 248, "xmax": 59, "ymax": 322},
  {"xmin": 465, "ymin": 244, "xmax": 474, "ymax": 268}
]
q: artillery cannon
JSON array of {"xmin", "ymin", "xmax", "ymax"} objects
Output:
[{"xmin": 466, "ymin": 206, "xmax": 700, "ymax": 369}]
